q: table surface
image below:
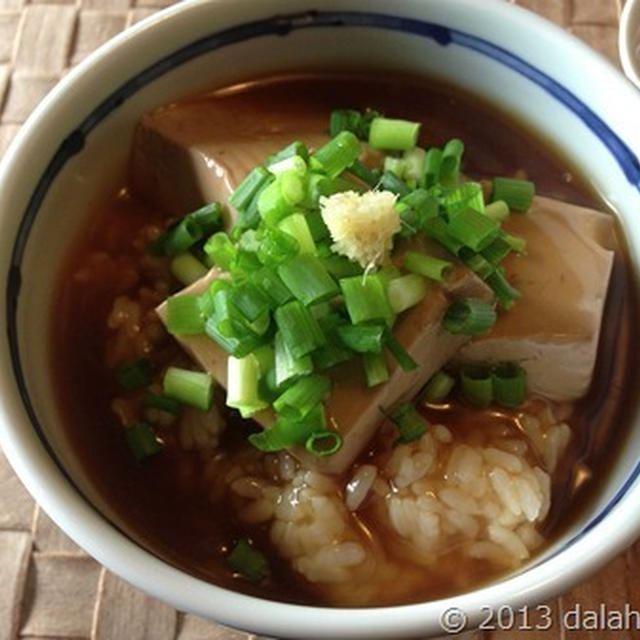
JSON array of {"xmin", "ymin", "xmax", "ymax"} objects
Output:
[{"xmin": 0, "ymin": 0, "xmax": 634, "ymax": 639}]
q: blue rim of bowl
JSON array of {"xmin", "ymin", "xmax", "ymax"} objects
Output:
[{"xmin": 6, "ymin": 8, "xmax": 640, "ymax": 589}]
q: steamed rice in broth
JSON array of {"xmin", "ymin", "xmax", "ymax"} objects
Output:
[{"xmin": 52, "ymin": 75, "xmax": 639, "ymax": 606}]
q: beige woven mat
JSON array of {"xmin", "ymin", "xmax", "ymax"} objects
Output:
[{"xmin": 0, "ymin": 1, "xmax": 633, "ymax": 639}]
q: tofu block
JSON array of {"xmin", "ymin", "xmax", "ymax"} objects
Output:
[
  {"xmin": 157, "ymin": 266, "xmax": 491, "ymax": 474},
  {"xmin": 130, "ymin": 95, "xmax": 328, "ymax": 224},
  {"xmin": 455, "ymin": 195, "xmax": 616, "ymax": 401}
]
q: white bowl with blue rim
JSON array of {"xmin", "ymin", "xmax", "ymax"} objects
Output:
[{"xmin": 0, "ymin": 0, "xmax": 639, "ymax": 637}]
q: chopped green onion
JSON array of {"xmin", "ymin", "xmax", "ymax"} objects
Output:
[
  {"xmin": 310, "ymin": 131, "xmax": 361, "ymax": 178},
  {"xmin": 277, "ymin": 254, "xmax": 338, "ymax": 306},
  {"xmin": 313, "ymin": 340, "xmax": 351, "ymax": 371},
  {"xmin": 460, "ymin": 249, "xmax": 494, "ymax": 280},
  {"xmin": 230, "ymin": 282, "xmax": 271, "ymax": 323},
  {"xmin": 484, "ymin": 200, "xmax": 510, "ymax": 222},
  {"xmin": 486, "ymin": 268, "xmax": 522, "ymax": 310},
  {"xmin": 384, "ymin": 156, "xmax": 407, "ymax": 178},
  {"xmin": 188, "ymin": 202, "xmax": 224, "ymax": 236},
  {"xmin": 460, "ymin": 365, "xmax": 493, "ymax": 407},
  {"xmin": 305, "ymin": 209, "xmax": 330, "ymax": 242},
  {"xmin": 249, "ymin": 404, "xmax": 325, "ymax": 451},
  {"xmin": 443, "ymin": 298, "xmax": 497, "ymax": 335},
  {"xmin": 337, "ymin": 322, "xmax": 387, "ymax": 353},
  {"xmin": 227, "ymin": 354, "xmax": 268, "ymax": 418},
  {"xmin": 321, "ymin": 255, "xmax": 363, "ymax": 278},
  {"xmin": 115, "ymin": 359, "xmax": 151, "ymax": 390},
  {"xmin": 502, "ymin": 232, "xmax": 527, "ymax": 253},
  {"xmin": 277, "ymin": 213, "xmax": 316, "ymax": 255},
  {"xmin": 125, "ymin": 423, "xmax": 162, "ymax": 461},
  {"xmin": 204, "ymin": 232, "xmax": 236, "ymax": 271},
  {"xmin": 421, "ymin": 370, "xmax": 455, "ymax": 403},
  {"xmin": 238, "ymin": 175, "xmax": 275, "ymax": 230},
  {"xmin": 422, "ymin": 217, "xmax": 464, "ymax": 256},
  {"xmin": 274, "ymin": 331, "xmax": 313, "ymax": 387},
  {"xmin": 363, "ymin": 352, "xmax": 389, "ymax": 387},
  {"xmin": 305, "ymin": 430, "xmax": 343, "ymax": 456},
  {"xmin": 170, "ymin": 252, "xmax": 208, "ymax": 285},
  {"xmin": 403, "ymin": 147, "xmax": 426, "ymax": 185},
  {"xmin": 279, "ymin": 170, "xmax": 306, "ymax": 206},
  {"xmin": 256, "ymin": 227, "xmax": 299, "ymax": 267},
  {"xmin": 250, "ymin": 267, "xmax": 293, "ymax": 307},
  {"xmin": 151, "ymin": 218, "xmax": 202, "ymax": 256},
  {"xmin": 230, "ymin": 166, "xmax": 272, "ymax": 212},
  {"xmin": 163, "ymin": 366, "xmax": 214, "ymax": 411},
  {"xmin": 273, "ymin": 374, "xmax": 330, "ymax": 421},
  {"xmin": 492, "ymin": 177, "xmax": 535, "ymax": 212},
  {"xmin": 493, "ymin": 363, "xmax": 526, "ymax": 407},
  {"xmin": 379, "ymin": 171, "xmax": 411, "ymax": 197},
  {"xmin": 481, "ymin": 237, "xmax": 512, "ymax": 266},
  {"xmin": 447, "ymin": 207, "xmax": 500, "ymax": 252},
  {"xmin": 444, "ymin": 182, "xmax": 485, "ymax": 216},
  {"xmin": 257, "ymin": 178, "xmax": 296, "ymax": 226},
  {"xmin": 143, "ymin": 393, "xmax": 181, "ymax": 414},
  {"xmin": 369, "ymin": 117, "xmax": 420, "ymax": 151},
  {"xmin": 166, "ymin": 294, "xmax": 206, "ymax": 335},
  {"xmin": 227, "ymin": 539, "xmax": 270, "ymax": 582},
  {"xmin": 268, "ymin": 154, "xmax": 307, "ymax": 176},
  {"xmin": 266, "ymin": 140, "xmax": 309, "ymax": 166},
  {"xmin": 340, "ymin": 274, "xmax": 392, "ymax": 325},
  {"xmin": 348, "ymin": 160, "xmax": 381, "ymax": 187},
  {"xmin": 386, "ymin": 273, "xmax": 428, "ymax": 314},
  {"xmin": 390, "ymin": 402, "xmax": 428, "ymax": 444},
  {"xmin": 404, "ymin": 251, "xmax": 453, "ymax": 282},
  {"xmin": 274, "ymin": 300, "xmax": 326, "ymax": 359},
  {"xmin": 422, "ymin": 147, "xmax": 442, "ymax": 188},
  {"xmin": 329, "ymin": 108, "xmax": 380, "ymax": 139},
  {"xmin": 439, "ymin": 139, "xmax": 464, "ymax": 185},
  {"xmin": 385, "ymin": 332, "xmax": 418, "ymax": 371}
]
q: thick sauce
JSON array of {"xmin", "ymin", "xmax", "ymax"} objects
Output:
[{"xmin": 51, "ymin": 74, "xmax": 640, "ymax": 606}]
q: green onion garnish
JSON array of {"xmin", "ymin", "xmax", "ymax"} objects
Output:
[
  {"xmin": 266, "ymin": 140, "xmax": 309, "ymax": 166},
  {"xmin": 444, "ymin": 182, "xmax": 485, "ymax": 216},
  {"xmin": 230, "ymin": 282, "xmax": 270, "ymax": 323},
  {"xmin": 163, "ymin": 366, "xmax": 214, "ymax": 411},
  {"xmin": 484, "ymin": 200, "xmax": 510, "ymax": 222},
  {"xmin": 187, "ymin": 202, "xmax": 224, "ymax": 236},
  {"xmin": 166, "ymin": 294, "xmax": 206, "ymax": 335},
  {"xmin": 143, "ymin": 393, "xmax": 181, "ymax": 414},
  {"xmin": 493, "ymin": 363, "xmax": 526, "ymax": 407},
  {"xmin": 380, "ymin": 170, "xmax": 411, "ymax": 197},
  {"xmin": 277, "ymin": 254, "xmax": 339, "ymax": 306},
  {"xmin": 250, "ymin": 267, "xmax": 293, "ymax": 308},
  {"xmin": 115, "ymin": 359, "xmax": 152, "ymax": 390},
  {"xmin": 151, "ymin": 218, "xmax": 202, "ymax": 257},
  {"xmin": 502, "ymin": 232, "xmax": 527, "ymax": 253},
  {"xmin": 363, "ymin": 352, "xmax": 389, "ymax": 387},
  {"xmin": 277, "ymin": 213, "xmax": 316, "ymax": 255},
  {"xmin": 460, "ymin": 365, "xmax": 493, "ymax": 407},
  {"xmin": 384, "ymin": 156, "xmax": 407, "ymax": 178},
  {"xmin": 329, "ymin": 108, "xmax": 380, "ymax": 140},
  {"xmin": 257, "ymin": 177, "xmax": 296, "ymax": 226},
  {"xmin": 274, "ymin": 331, "xmax": 313, "ymax": 387},
  {"xmin": 492, "ymin": 177, "xmax": 535, "ymax": 212},
  {"xmin": 268, "ymin": 154, "xmax": 307, "ymax": 176},
  {"xmin": 125, "ymin": 422, "xmax": 162, "ymax": 461},
  {"xmin": 422, "ymin": 147, "xmax": 442, "ymax": 189},
  {"xmin": 337, "ymin": 322, "xmax": 387, "ymax": 353},
  {"xmin": 439, "ymin": 139, "xmax": 464, "ymax": 185},
  {"xmin": 486, "ymin": 268, "xmax": 522, "ymax": 310},
  {"xmin": 389, "ymin": 402, "xmax": 428, "ymax": 444},
  {"xmin": 481, "ymin": 237, "xmax": 512, "ymax": 266},
  {"xmin": 274, "ymin": 300, "xmax": 326, "ymax": 359},
  {"xmin": 204, "ymin": 232, "xmax": 236, "ymax": 271},
  {"xmin": 368, "ymin": 117, "xmax": 421, "ymax": 151},
  {"xmin": 447, "ymin": 207, "xmax": 500, "ymax": 252},
  {"xmin": 249, "ymin": 404, "xmax": 325, "ymax": 451},
  {"xmin": 460, "ymin": 249, "xmax": 494, "ymax": 280},
  {"xmin": 227, "ymin": 354, "xmax": 268, "ymax": 418},
  {"xmin": 227, "ymin": 539, "xmax": 270, "ymax": 582},
  {"xmin": 348, "ymin": 160, "xmax": 381, "ymax": 187},
  {"xmin": 421, "ymin": 370, "xmax": 455, "ymax": 403},
  {"xmin": 310, "ymin": 130, "xmax": 361, "ymax": 178},
  {"xmin": 170, "ymin": 252, "xmax": 208, "ymax": 286},
  {"xmin": 385, "ymin": 332, "xmax": 418, "ymax": 372},
  {"xmin": 422, "ymin": 217, "xmax": 464, "ymax": 256},
  {"xmin": 230, "ymin": 166, "xmax": 272, "ymax": 212},
  {"xmin": 403, "ymin": 147, "xmax": 426, "ymax": 185},
  {"xmin": 404, "ymin": 251, "xmax": 453, "ymax": 282},
  {"xmin": 305, "ymin": 430, "xmax": 343, "ymax": 456},
  {"xmin": 340, "ymin": 274, "xmax": 392, "ymax": 325},
  {"xmin": 443, "ymin": 298, "xmax": 497, "ymax": 335},
  {"xmin": 256, "ymin": 227, "xmax": 299, "ymax": 267},
  {"xmin": 386, "ymin": 273, "xmax": 428, "ymax": 314},
  {"xmin": 273, "ymin": 374, "xmax": 331, "ymax": 421}
]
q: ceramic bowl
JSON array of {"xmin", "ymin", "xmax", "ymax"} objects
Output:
[{"xmin": 1, "ymin": 0, "xmax": 640, "ymax": 637}]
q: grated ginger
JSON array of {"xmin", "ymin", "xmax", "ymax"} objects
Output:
[{"xmin": 320, "ymin": 190, "xmax": 400, "ymax": 269}]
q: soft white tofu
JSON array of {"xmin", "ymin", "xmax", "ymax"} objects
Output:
[{"xmin": 455, "ymin": 195, "xmax": 616, "ymax": 401}]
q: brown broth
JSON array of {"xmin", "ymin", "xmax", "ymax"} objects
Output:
[{"xmin": 51, "ymin": 73, "xmax": 640, "ymax": 607}]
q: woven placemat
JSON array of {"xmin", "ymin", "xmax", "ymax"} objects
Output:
[{"xmin": 0, "ymin": 1, "xmax": 632, "ymax": 639}]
